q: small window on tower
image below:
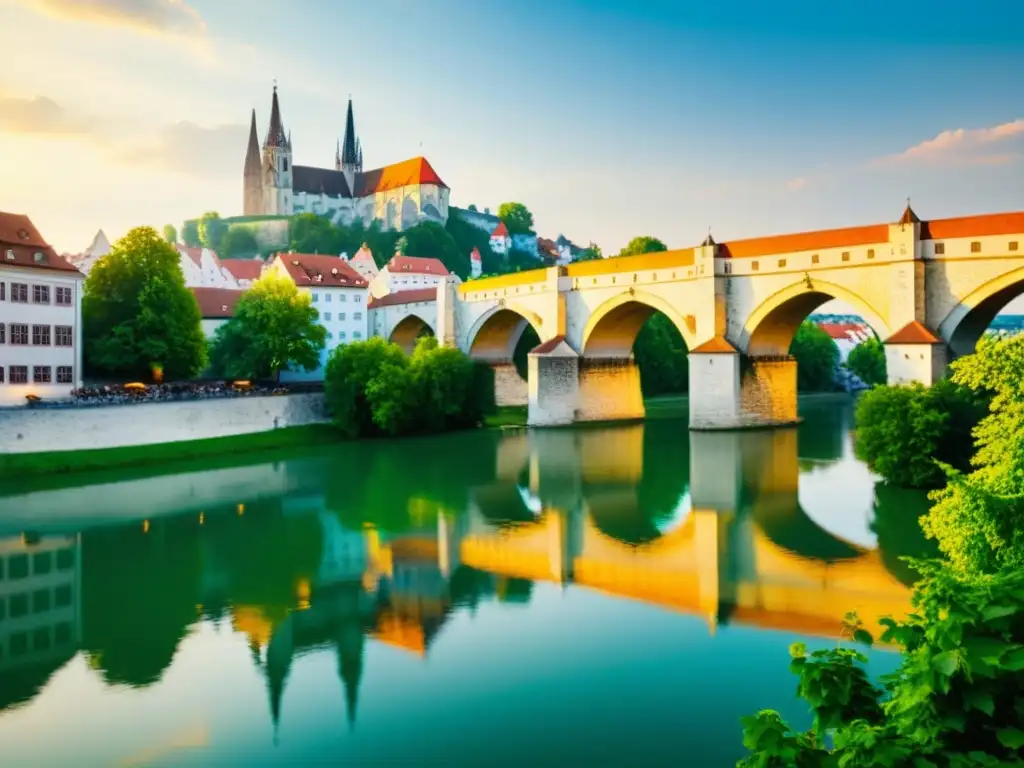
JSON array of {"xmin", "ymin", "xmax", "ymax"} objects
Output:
[{"xmin": 283, "ymin": 158, "xmax": 289, "ymax": 172}]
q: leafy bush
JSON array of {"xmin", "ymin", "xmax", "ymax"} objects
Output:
[
  {"xmin": 634, "ymin": 313, "xmax": 688, "ymax": 396},
  {"xmin": 847, "ymin": 336, "xmax": 887, "ymax": 385},
  {"xmin": 324, "ymin": 336, "xmax": 492, "ymax": 438},
  {"xmin": 854, "ymin": 379, "xmax": 986, "ymax": 488},
  {"xmin": 790, "ymin": 322, "xmax": 840, "ymax": 392},
  {"xmin": 739, "ymin": 562, "xmax": 1024, "ymax": 766}
]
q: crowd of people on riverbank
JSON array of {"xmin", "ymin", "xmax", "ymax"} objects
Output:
[{"xmin": 23, "ymin": 380, "xmax": 317, "ymax": 408}]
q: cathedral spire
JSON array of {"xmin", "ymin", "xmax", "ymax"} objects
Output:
[
  {"xmin": 341, "ymin": 98, "xmax": 358, "ymax": 168},
  {"xmin": 244, "ymin": 108, "xmax": 261, "ymax": 176},
  {"xmin": 335, "ymin": 138, "xmax": 342, "ymax": 170},
  {"xmin": 265, "ymin": 83, "xmax": 287, "ymax": 149}
]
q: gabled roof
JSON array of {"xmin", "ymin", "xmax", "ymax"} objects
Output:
[
  {"xmin": 885, "ymin": 321, "xmax": 940, "ymax": 345},
  {"xmin": 920, "ymin": 211, "xmax": 1024, "ymax": 240},
  {"xmin": 690, "ymin": 336, "xmax": 737, "ymax": 354},
  {"xmin": 531, "ymin": 335, "xmax": 576, "ymax": 356},
  {"xmin": 386, "ymin": 255, "xmax": 449, "ymax": 276},
  {"xmin": 0, "ymin": 212, "xmax": 81, "ymax": 275},
  {"xmin": 491, "ymin": 221, "xmax": 510, "ymax": 238},
  {"xmin": 276, "ymin": 253, "xmax": 368, "ymax": 287},
  {"xmin": 367, "ymin": 288, "xmax": 436, "ymax": 308},
  {"xmin": 352, "ymin": 244, "xmax": 375, "ymax": 262},
  {"xmin": 221, "ymin": 258, "xmax": 265, "ymax": 282},
  {"xmin": 177, "ymin": 246, "xmax": 217, "ymax": 268},
  {"xmin": 717, "ymin": 224, "xmax": 889, "ymax": 259},
  {"xmin": 355, "ymin": 156, "xmax": 448, "ymax": 196},
  {"xmin": 897, "ymin": 204, "xmax": 920, "ymax": 226},
  {"xmin": 191, "ymin": 287, "xmax": 244, "ymax": 318}
]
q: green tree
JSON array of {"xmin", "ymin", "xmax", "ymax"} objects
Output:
[
  {"xmin": 446, "ymin": 214, "xmax": 501, "ymax": 275},
  {"xmin": 401, "ymin": 221, "xmax": 470, "ymax": 277},
  {"xmin": 854, "ymin": 379, "xmax": 986, "ymax": 488},
  {"xmin": 288, "ymin": 213, "xmax": 338, "ymax": 255},
  {"xmin": 180, "ymin": 219, "xmax": 200, "ymax": 248},
  {"xmin": 616, "ymin": 236, "xmax": 667, "ymax": 257},
  {"xmin": 162, "ymin": 224, "xmax": 177, "ymax": 244},
  {"xmin": 467, "ymin": 204, "xmax": 478, "ymax": 212},
  {"xmin": 497, "ymin": 202, "xmax": 534, "ymax": 234},
  {"xmin": 576, "ymin": 242, "xmax": 603, "ymax": 261},
  {"xmin": 220, "ymin": 226, "xmax": 259, "ymax": 258},
  {"xmin": 790, "ymin": 321, "xmax": 839, "ymax": 391},
  {"xmin": 923, "ymin": 335, "xmax": 1024, "ymax": 575},
  {"xmin": 208, "ymin": 272, "xmax": 325, "ymax": 381},
  {"xmin": 83, "ymin": 226, "xmax": 207, "ymax": 379},
  {"xmin": 324, "ymin": 337, "xmax": 410, "ymax": 438},
  {"xmin": 847, "ymin": 335, "xmax": 887, "ymax": 385},
  {"xmin": 634, "ymin": 313, "xmax": 688, "ymax": 396},
  {"xmin": 508, "ymin": 247, "xmax": 544, "ymax": 272},
  {"xmin": 197, "ymin": 211, "xmax": 227, "ymax": 251}
]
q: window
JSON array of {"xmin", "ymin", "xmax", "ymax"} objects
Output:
[
  {"xmin": 970, "ymin": 241, "xmax": 981, "ymax": 253},
  {"xmin": 326, "ymin": 331, "xmax": 333, "ymax": 340},
  {"xmin": 0, "ymin": 323, "xmax": 4, "ymax": 343},
  {"xmin": 33, "ymin": 627, "xmax": 51, "ymax": 652},
  {"xmin": 339, "ymin": 331, "xmax": 347, "ymax": 340},
  {"xmin": 33, "ymin": 284, "xmax": 50, "ymax": 303},
  {"xmin": 54, "ymin": 585, "xmax": 72, "ymax": 608},
  {"xmin": 10, "ymin": 631, "xmax": 28, "ymax": 657},
  {"xmin": 751, "ymin": 261, "xmax": 759, "ymax": 272},
  {"xmin": 338, "ymin": 312, "xmax": 346, "ymax": 321},
  {"xmin": 0, "ymin": 281, "xmax": 5, "ymax": 300},
  {"xmin": 867, "ymin": 249, "xmax": 875, "ymax": 259},
  {"xmin": 323, "ymin": 312, "xmax": 332, "ymax": 321},
  {"xmin": 325, "ymin": 293, "xmax": 332, "ymax": 303},
  {"xmin": 354, "ymin": 295, "xmax": 362, "ymax": 303},
  {"xmin": 841, "ymin": 252, "xmax": 850, "ymax": 262},
  {"xmin": 811, "ymin": 254, "xmax": 819, "ymax": 264},
  {"xmin": 57, "ymin": 366, "xmax": 73, "ymax": 384},
  {"xmin": 282, "ymin": 158, "xmax": 289, "ymax": 172},
  {"xmin": 32, "ymin": 588, "xmax": 50, "ymax": 613},
  {"xmin": 32, "ymin": 325, "xmax": 51, "ymax": 346},
  {"xmin": 353, "ymin": 331, "xmax": 362, "ymax": 339},
  {"xmin": 32, "ymin": 552, "xmax": 51, "ymax": 575},
  {"xmin": 10, "ymin": 593, "xmax": 28, "ymax": 619},
  {"xmin": 9, "ymin": 553, "xmax": 28, "ymax": 579},
  {"xmin": 1010, "ymin": 241, "xmax": 1019, "ymax": 252},
  {"xmin": 723, "ymin": 263, "xmax": 732, "ymax": 275},
  {"xmin": 934, "ymin": 243, "xmax": 945, "ymax": 255},
  {"xmin": 55, "ymin": 326, "xmax": 72, "ymax": 347},
  {"xmin": 56, "ymin": 548, "xmax": 74, "ymax": 570},
  {"xmin": 354, "ymin": 312, "xmax": 362, "ymax": 320},
  {"xmin": 0, "ymin": 367, "xmax": 4, "ymax": 383},
  {"xmin": 9, "ymin": 366, "xmax": 27, "ymax": 383},
  {"xmin": 11, "ymin": 282, "xmax": 27, "ymax": 302},
  {"xmin": 55, "ymin": 622, "xmax": 72, "ymax": 645},
  {"xmin": 312, "ymin": 292, "xmax": 319, "ymax": 303},
  {"xmin": 10, "ymin": 324, "xmax": 28, "ymax": 345},
  {"xmin": 778, "ymin": 258, "xmax": 787, "ymax": 268},
  {"xmin": 33, "ymin": 366, "xmax": 52, "ymax": 383},
  {"xmin": 55, "ymin": 286, "xmax": 72, "ymax": 306},
  {"xmin": 339, "ymin": 294, "xmax": 347, "ymax": 302}
]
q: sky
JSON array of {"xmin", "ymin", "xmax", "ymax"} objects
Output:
[{"xmin": 0, "ymin": 0, "xmax": 1022, "ymax": 260}]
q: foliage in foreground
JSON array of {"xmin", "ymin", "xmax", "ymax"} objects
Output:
[
  {"xmin": 854, "ymin": 379, "xmax": 987, "ymax": 489},
  {"xmin": 83, "ymin": 226, "xmax": 207, "ymax": 379},
  {"xmin": 208, "ymin": 272, "xmax": 326, "ymax": 380},
  {"xmin": 923, "ymin": 335, "xmax": 1024, "ymax": 576},
  {"xmin": 739, "ymin": 562, "xmax": 1024, "ymax": 767},
  {"xmin": 324, "ymin": 336, "xmax": 495, "ymax": 438},
  {"xmin": 790, "ymin": 321, "xmax": 840, "ymax": 392},
  {"xmin": 634, "ymin": 313, "xmax": 688, "ymax": 395},
  {"xmin": 847, "ymin": 336, "xmax": 887, "ymax": 386}
]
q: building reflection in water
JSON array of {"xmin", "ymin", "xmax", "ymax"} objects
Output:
[{"xmin": 0, "ymin": 412, "xmax": 936, "ymax": 738}]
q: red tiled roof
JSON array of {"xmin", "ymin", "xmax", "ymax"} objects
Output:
[
  {"xmin": 690, "ymin": 336, "xmax": 737, "ymax": 354},
  {"xmin": 817, "ymin": 322, "xmax": 867, "ymax": 341},
  {"xmin": 367, "ymin": 288, "xmax": 436, "ymax": 309},
  {"xmin": 885, "ymin": 321, "xmax": 940, "ymax": 345},
  {"xmin": 221, "ymin": 258, "xmax": 264, "ymax": 281},
  {"xmin": 531, "ymin": 335, "xmax": 568, "ymax": 354},
  {"xmin": 491, "ymin": 221, "xmax": 510, "ymax": 238},
  {"xmin": 352, "ymin": 244, "xmax": 375, "ymax": 262},
  {"xmin": 191, "ymin": 287, "xmax": 244, "ymax": 318},
  {"xmin": 355, "ymin": 156, "xmax": 448, "ymax": 196},
  {"xmin": 718, "ymin": 224, "xmax": 889, "ymax": 259},
  {"xmin": 177, "ymin": 246, "xmax": 222, "ymax": 268},
  {"xmin": 0, "ymin": 212, "xmax": 82, "ymax": 275},
  {"xmin": 921, "ymin": 211, "xmax": 1024, "ymax": 240},
  {"xmin": 386, "ymin": 255, "xmax": 449, "ymax": 276},
  {"xmin": 275, "ymin": 253, "xmax": 368, "ymax": 287}
]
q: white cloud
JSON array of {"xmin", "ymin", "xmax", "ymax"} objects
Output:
[
  {"xmin": 0, "ymin": 94, "xmax": 89, "ymax": 134},
  {"xmin": 111, "ymin": 121, "xmax": 248, "ymax": 179},
  {"xmin": 14, "ymin": 0, "xmax": 206, "ymax": 36},
  {"xmin": 874, "ymin": 118, "xmax": 1024, "ymax": 168}
]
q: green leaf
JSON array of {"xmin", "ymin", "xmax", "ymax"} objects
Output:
[
  {"xmin": 964, "ymin": 688, "xmax": 995, "ymax": 716},
  {"xmin": 982, "ymin": 603, "xmax": 1018, "ymax": 621},
  {"xmin": 1002, "ymin": 646, "xmax": 1024, "ymax": 671},
  {"xmin": 997, "ymin": 727, "xmax": 1024, "ymax": 749},
  {"xmin": 789, "ymin": 642, "xmax": 807, "ymax": 659},
  {"xmin": 852, "ymin": 628, "xmax": 874, "ymax": 647},
  {"xmin": 931, "ymin": 650, "xmax": 960, "ymax": 676}
]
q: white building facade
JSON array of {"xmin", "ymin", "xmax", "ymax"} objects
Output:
[
  {"xmin": 369, "ymin": 255, "xmax": 450, "ymax": 299},
  {"xmin": 0, "ymin": 213, "xmax": 85, "ymax": 406},
  {"xmin": 270, "ymin": 253, "xmax": 370, "ymax": 380}
]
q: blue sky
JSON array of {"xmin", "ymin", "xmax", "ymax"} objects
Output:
[{"xmin": 0, "ymin": 0, "xmax": 1021, "ymax": 256}]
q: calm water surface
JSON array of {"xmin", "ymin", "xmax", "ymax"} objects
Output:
[{"xmin": 0, "ymin": 402, "xmax": 935, "ymax": 767}]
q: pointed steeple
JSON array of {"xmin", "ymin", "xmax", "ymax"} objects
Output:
[
  {"xmin": 898, "ymin": 198, "xmax": 920, "ymax": 227},
  {"xmin": 264, "ymin": 83, "xmax": 287, "ymax": 149},
  {"xmin": 244, "ymin": 109, "xmax": 261, "ymax": 175},
  {"xmin": 337, "ymin": 627, "xmax": 364, "ymax": 730},
  {"xmin": 341, "ymin": 98, "xmax": 358, "ymax": 167}
]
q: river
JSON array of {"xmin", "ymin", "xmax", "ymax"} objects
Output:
[{"xmin": 0, "ymin": 400, "xmax": 935, "ymax": 766}]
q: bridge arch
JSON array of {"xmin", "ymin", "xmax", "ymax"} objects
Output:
[
  {"xmin": 388, "ymin": 313, "xmax": 435, "ymax": 355},
  {"xmin": 579, "ymin": 289, "xmax": 698, "ymax": 357},
  {"xmin": 740, "ymin": 279, "xmax": 891, "ymax": 356},
  {"xmin": 938, "ymin": 265, "xmax": 1024, "ymax": 357},
  {"xmin": 466, "ymin": 304, "xmax": 544, "ymax": 363}
]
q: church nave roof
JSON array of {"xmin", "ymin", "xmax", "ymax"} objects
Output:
[{"xmin": 292, "ymin": 165, "xmax": 353, "ymax": 198}]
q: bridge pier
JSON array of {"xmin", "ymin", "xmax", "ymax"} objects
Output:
[
  {"xmin": 688, "ymin": 339, "xmax": 799, "ymax": 430},
  {"xmin": 575, "ymin": 358, "xmax": 645, "ymax": 423},
  {"xmin": 491, "ymin": 362, "xmax": 529, "ymax": 407},
  {"xmin": 884, "ymin": 322, "xmax": 949, "ymax": 386}
]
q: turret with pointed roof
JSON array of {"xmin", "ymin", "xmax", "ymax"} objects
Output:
[
  {"xmin": 260, "ymin": 84, "xmax": 293, "ymax": 214},
  {"xmin": 243, "ymin": 109, "xmax": 263, "ymax": 215},
  {"xmin": 264, "ymin": 85, "xmax": 289, "ymax": 150}
]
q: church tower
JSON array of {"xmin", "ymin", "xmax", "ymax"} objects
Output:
[
  {"xmin": 243, "ymin": 108, "xmax": 263, "ymax": 215},
  {"xmin": 339, "ymin": 98, "xmax": 362, "ymax": 193},
  {"xmin": 261, "ymin": 84, "xmax": 293, "ymax": 215}
]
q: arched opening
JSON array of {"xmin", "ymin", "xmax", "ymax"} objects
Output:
[
  {"xmin": 577, "ymin": 297, "xmax": 693, "ymax": 422},
  {"xmin": 400, "ymin": 197, "xmax": 419, "ymax": 230},
  {"xmin": 939, "ymin": 267, "xmax": 1024, "ymax": 358},
  {"xmin": 389, "ymin": 314, "xmax": 435, "ymax": 355},
  {"xmin": 467, "ymin": 307, "xmax": 542, "ymax": 409}
]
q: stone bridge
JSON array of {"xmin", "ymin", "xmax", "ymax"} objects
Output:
[{"xmin": 368, "ymin": 207, "xmax": 1024, "ymax": 428}]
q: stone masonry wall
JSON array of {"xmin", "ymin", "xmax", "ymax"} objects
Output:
[
  {"xmin": 1, "ymin": 393, "xmax": 329, "ymax": 455},
  {"xmin": 739, "ymin": 358, "xmax": 798, "ymax": 426}
]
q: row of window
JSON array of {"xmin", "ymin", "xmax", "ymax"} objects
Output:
[
  {"xmin": 0, "ymin": 547, "xmax": 76, "ymax": 580},
  {"xmin": 0, "ymin": 583, "xmax": 75, "ymax": 622},
  {"xmin": 937, "ymin": 241, "xmax": 1019, "ymax": 255},
  {"xmin": 0, "ymin": 366, "xmax": 74, "ymax": 384},
  {"xmin": 311, "ymin": 292, "xmax": 363, "ymax": 303},
  {"xmin": 0, "ymin": 323, "xmax": 74, "ymax": 346},
  {"xmin": 0, "ymin": 621, "xmax": 75, "ymax": 663},
  {"xmin": 326, "ymin": 331, "xmax": 363, "ymax": 342},
  {"xmin": 0, "ymin": 282, "xmax": 73, "ymax": 305},
  {"xmin": 320, "ymin": 312, "xmax": 363, "ymax": 322}
]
